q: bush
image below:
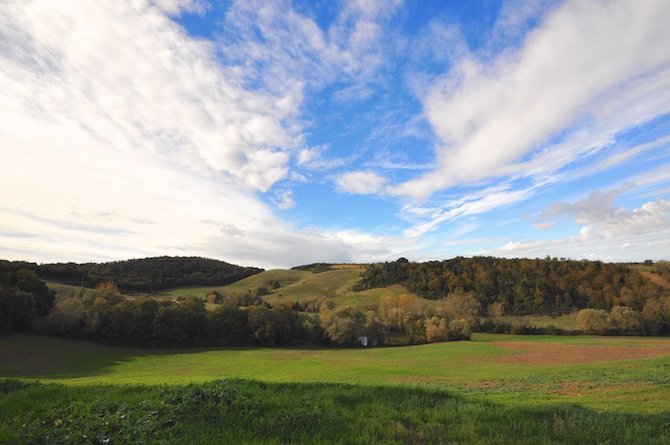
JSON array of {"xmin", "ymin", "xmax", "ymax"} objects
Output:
[
  {"xmin": 610, "ymin": 306, "xmax": 642, "ymax": 335},
  {"xmin": 577, "ymin": 309, "xmax": 613, "ymax": 335}
]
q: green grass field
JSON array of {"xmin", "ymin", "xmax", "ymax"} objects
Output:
[
  {"xmin": 1, "ymin": 333, "xmax": 669, "ymax": 443},
  {"xmin": 1, "ymin": 333, "xmax": 669, "ymax": 411}
]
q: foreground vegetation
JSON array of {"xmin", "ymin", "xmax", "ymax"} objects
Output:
[
  {"xmin": 3, "ymin": 378, "xmax": 669, "ymax": 445},
  {"xmin": 1, "ymin": 333, "xmax": 670, "ymax": 444}
]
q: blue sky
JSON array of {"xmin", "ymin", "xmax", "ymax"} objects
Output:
[{"xmin": 1, "ymin": 0, "xmax": 669, "ymax": 268}]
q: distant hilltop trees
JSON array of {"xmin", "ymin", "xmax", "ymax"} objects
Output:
[
  {"xmin": 1, "ymin": 256, "xmax": 263, "ymax": 292},
  {"xmin": 354, "ymin": 256, "xmax": 666, "ymax": 316}
]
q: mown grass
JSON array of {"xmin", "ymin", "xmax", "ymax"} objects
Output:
[{"xmin": 2, "ymin": 379, "xmax": 669, "ymax": 444}]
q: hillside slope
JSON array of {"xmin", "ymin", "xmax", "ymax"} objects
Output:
[{"xmin": 160, "ymin": 265, "xmax": 426, "ymax": 309}]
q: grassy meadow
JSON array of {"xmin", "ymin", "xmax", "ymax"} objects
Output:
[{"xmin": 2, "ymin": 333, "xmax": 670, "ymax": 443}]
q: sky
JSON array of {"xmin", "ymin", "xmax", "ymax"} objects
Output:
[{"xmin": 1, "ymin": 0, "xmax": 669, "ymax": 269}]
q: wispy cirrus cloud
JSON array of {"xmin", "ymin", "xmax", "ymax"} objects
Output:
[
  {"xmin": 336, "ymin": 171, "xmax": 387, "ymax": 195},
  {"xmin": 216, "ymin": 0, "xmax": 402, "ymax": 96},
  {"xmin": 394, "ymin": 0, "xmax": 670, "ymax": 200}
]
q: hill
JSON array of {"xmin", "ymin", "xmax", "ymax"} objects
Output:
[
  {"xmin": 1, "ymin": 257, "xmax": 263, "ymax": 292},
  {"xmin": 354, "ymin": 256, "xmax": 668, "ymax": 315},
  {"xmin": 159, "ymin": 265, "xmax": 426, "ymax": 310}
]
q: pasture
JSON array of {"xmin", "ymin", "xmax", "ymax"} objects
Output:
[
  {"xmin": 3, "ymin": 333, "xmax": 669, "ymax": 443},
  {"xmin": 2, "ymin": 333, "xmax": 670, "ymax": 411}
]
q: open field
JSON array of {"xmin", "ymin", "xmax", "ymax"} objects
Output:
[
  {"xmin": 2, "ymin": 333, "xmax": 670, "ymax": 412},
  {"xmin": 2, "ymin": 334, "xmax": 669, "ymax": 443}
]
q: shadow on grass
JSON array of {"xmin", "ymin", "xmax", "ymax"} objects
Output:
[
  {"xmin": 1, "ymin": 378, "xmax": 669, "ymax": 444},
  {"xmin": 0, "ymin": 333, "xmax": 268, "ymax": 380}
]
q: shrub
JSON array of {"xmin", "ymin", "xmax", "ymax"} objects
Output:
[
  {"xmin": 610, "ymin": 306, "xmax": 642, "ymax": 335},
  {"xmin": 577, "ymin": 309, "xmax": 613, "ymax": 334}
]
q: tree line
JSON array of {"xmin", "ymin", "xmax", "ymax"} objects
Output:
[
  {"xmin": 1, "ymin": 257, "xmax": 262, "ymax": 292},
  {"xmin": 2, "ymin": 257, "xmax": 669, "ymax": 347},
  {"xmin": 354, "ymin": 257, "xmax": 664, "ymax": 315},
  {"xmin": 36, "ymin": 284, "xmax": 475, "ymax": 347}
]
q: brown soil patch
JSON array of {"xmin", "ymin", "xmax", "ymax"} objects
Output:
[
  {"xmin": 491, "ymin": 341, "xmax": 670, "ymax": 365},
  {"xmin": 639, "ymin": 271, "xmax": 670, "ymax": 289}
]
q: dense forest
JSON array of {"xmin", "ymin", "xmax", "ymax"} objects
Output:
[
  {"xmin": 1, "ymin": 257, "xmax": 262, "ymax": 292},
  {"xmin": 353, "ymin": 257, "xmax": 664, "ymax": 315}
]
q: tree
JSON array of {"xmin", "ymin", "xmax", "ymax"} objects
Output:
[
  {"xmin": 319, "ymin": 306, "xmax": 365, "ymax": 346},
  {"xmin": 610, "ymin": 306, "xmax": 641, "ymax": 335},
  {"xmin": 438, "ymin": 293, "xmax": 481, "ymax": 328},
  {"xmin": 207, "ymin": 303, "xmax": 249, "ymax": 344},
  {"xmin": 425, "ymin": 316, "xmax": 447, "ymax": 342},
  {"xmin": 641, "ymin": 296, "xmax": 670, "ymax": 335},
  {"xmin": 577, "ymin": 309, "xmax": 612, "ymax": 334}
]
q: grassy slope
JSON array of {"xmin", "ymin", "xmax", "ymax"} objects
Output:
[
  {"xmin": 158, "ymin": 267, "xmax": 432, "ymax": 312},
  {"xmin": 1, "ymin": 334, "xmax": 669, "ymax": 413},
  {"xmin": 639, "ymin": 270, "xmax": 670, "ymax": 289},
  {"xmin": 157, "ymin": 269, "xmax": 311, "ymax": 298},
  {"xmin": 46, "ymin": 281, "xmax": 91, "ymax": 301}
]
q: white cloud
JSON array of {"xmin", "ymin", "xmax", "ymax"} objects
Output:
[
  {"xmin": 217, "ymin": 0, "xmax": 402, "ymax": 97},
  {"xmin": 271, "ymin": 190, "xmax": 296, "ymax": 210},
  {"xmin": 394, "ymin": 0, "xmax": 670, "ymax": 199},
  {"xmin": 151, "ymin": 0, "xmax": 209, "ymax": 15},
  {"xmin": 538, "ymin": 188, "xmax": 670, "ymax": 241},
  {"xmin": 492, "ymin": 195, "xmax": 670, "ymax": 261},
  {"xmin": 539, "ymin": 188, "xmax": 628, "ymax": 226},
  {"xmin": 579, "ymin": 199, "xmax": 670, "ymax": 240},
  {"xmin": 0, "ymin": 0, "xmax": 407, "ymax": 268},
  {"xmin": 295, "ymin": 146, "xmax": 350, "ymax": 171},
  {"xmin": 402, "ymin": 182, "xmax": 536, "ymax": 237},
  {"xmin": 336, "ymin": 171, "xmax": 387, "ymax": 194},
  {"xmin": 0, "ymin": 0, "xmax": 302, "ymax": 193}
]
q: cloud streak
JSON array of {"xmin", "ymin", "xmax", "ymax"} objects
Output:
[{"xmin": 395, "ymin": 0, "xmax": 670, "ymax": 199}]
